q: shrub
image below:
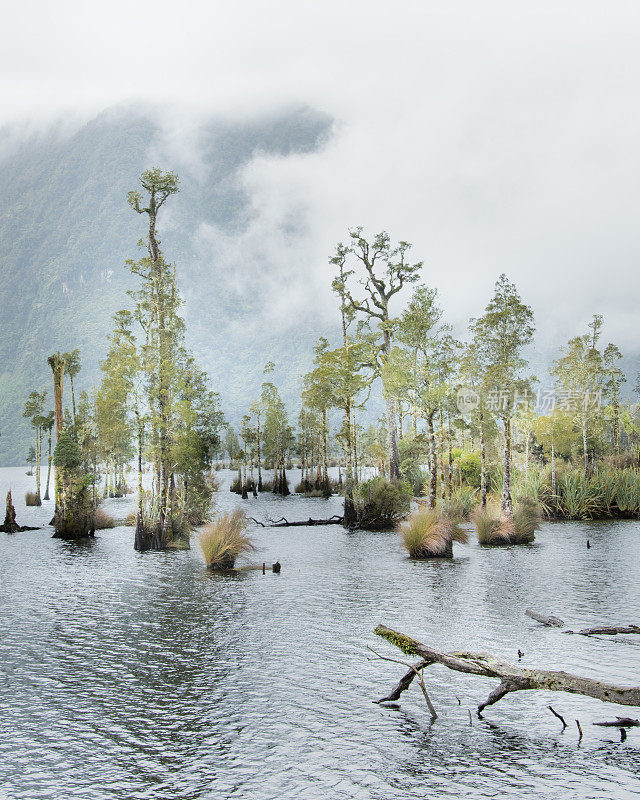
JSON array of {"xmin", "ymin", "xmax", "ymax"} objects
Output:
[
  {"xmin": 458, "ymin": 451, "xmax": 481, "ymax": 488},
  {"xmin": 353, "ymin": 477, "xmax": 412, "ymax": 530},
  {"xmin": 399, "ymin": 508, "xmax": 468, "ymax": 558},
  {"xmin": 199, "ymin": 509, "xmax": 255, "ymax": 569},
  {"xmin": 557, "ymin": 471, "xmax": 598, "ymax": 520},
  {"xmin": 92, "ymin": 508, "xmax": 116, "ymax": 529},
  {"xmin": 25, "ymin": 491, "xmax": 40, "ymax": 506},
  {"xmin": 53, "ymin": 431, "xmax": 82, "ymax": 469}
]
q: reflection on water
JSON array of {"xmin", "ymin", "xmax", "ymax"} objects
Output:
[{"xmin": 0, "ymin": 466, "xmax": 639, "ymax": 799}]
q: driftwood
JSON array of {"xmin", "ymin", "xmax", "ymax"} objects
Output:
[
  {"xmin": 526, "ymin": 609, "xmax": 565, "ymax": 627},
  {"xmin": 564, "ymin": 625, "xmax": 640, "ymax": 637},
  {"xmin": 374, "ymin": 625, "xmax": 640, "ymax": 715},
  {"xmin": 593, "ymin": 717, "xmax": 639, "ymax": 728},
  {"xmin": 248, "ymin": 515, "xmax": 343, "ymax": 528}
]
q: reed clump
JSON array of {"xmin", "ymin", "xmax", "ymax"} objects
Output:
[
  {"xmin": 92, "ymin": 507, "xmax": 116, "ymax": 529},
  {"xmin": 199, "ymin": 509, "xmax": 255, "ymax": 569},
  {"xmin": 399, "ymin": 508, "xmax": 468, "ymax": 558},
  {"xmin": 25, "ymin": 491, "xmax": 41, "ymax": 507},
  {"xmin": 473, "ymin": 499, "xmax": 540, "ymax": 545}
]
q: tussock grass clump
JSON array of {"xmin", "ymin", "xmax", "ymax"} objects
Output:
[
  {"xmin": 400, "ymin": 509, "xmax": 468, "ymax": 559},
  {"xmin": 199, "ymin": 509, "xmax": 255, "ymax": 569},
  {"xmin": 473, "ymin": 499, "xmax": 540, "ymax": 544},
  {"xmin": 511, "ymin": 497, "xmax": 541, "ymax": 543},
  {"xmin": 25, "ymin": 491, "xmax": 41, "ymax": 507},
  {"xmin": 92, "ymin": 508, "xmax": 116, "ymax": 529},
  {"xmin": 473, "ymin": 504, "xmax": 512, "ymax": 545}
]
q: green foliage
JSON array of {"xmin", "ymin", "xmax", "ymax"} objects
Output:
[
  {"xmin": 355, "ymin": 476, "xmax": 412, "ymax": 529},
  {"xmin": 458, "ymin": 451, "xmax": 481, "ymax": 487},
  {"xmin": 53, "ymin": 431, "xmax": 82, "ymax": 469},
  {"xmin": 442, "ymin": 486, "xmax": 478, "ymax": 521}
]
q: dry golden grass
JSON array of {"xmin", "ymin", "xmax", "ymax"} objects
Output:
[
  {"xmin": 473, "ymin": 499, "xmax": 539, "ymax": 545},
  {"xmin": 199, "ymin": 508, "xmax": 256, "ymax": 569},
  {"xmin": 399, "ymin": 508, "xmax": 468, "ymax": 558},
  {"xmin": 92, "ymin": 507, "xmax": 116, "ymax": 529}
]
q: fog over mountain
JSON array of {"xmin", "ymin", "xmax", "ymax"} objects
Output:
[
  {"xmin": 2, "ymin": 1, "xmax": 640, "ymax": 464},
  {"xmin": 0, "ymin": 106, "xmax": 337, "ymax": 464}
]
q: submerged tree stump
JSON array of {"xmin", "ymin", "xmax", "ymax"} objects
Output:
[{"xmin": 0, "ymin": 490, "xmax": 39, "ymax": 533}]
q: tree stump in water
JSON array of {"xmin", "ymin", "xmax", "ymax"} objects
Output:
[{"xmin": 0, "ymin": 490, "xmax": 39, "ymax": 533}]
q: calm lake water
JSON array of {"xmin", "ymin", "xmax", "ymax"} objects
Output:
[{"xmin": 1, "ymin": 466, "xmax": 639, "ymax": 799}]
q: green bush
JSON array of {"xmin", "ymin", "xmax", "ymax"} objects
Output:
[
  {"xmin": 53, "ymin": 431, "xmax": 81, "ymax": 469},
  {"xmin": 354, "ymin": 477, "xmax": 412, "ymax": 530}
]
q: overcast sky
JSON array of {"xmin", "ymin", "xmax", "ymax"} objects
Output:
[{"xmin": 3, "ymin": 0, "xmax": 640, "ymax": 358}]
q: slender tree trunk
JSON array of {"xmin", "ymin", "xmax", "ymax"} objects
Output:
[
  {"xmin": 480, "ymin": 412, "xmax": 487, "ymax": 509},
  {"xmin": 501, "ymin": 416, "xmax": 513, "ymax": 514},
  {"xmin": 447, "ymin": 419, "xmax": 453, "ymax": 500},
  {"xmin": 427, "ymin": 413, "xmax": 437, "ymax": 508},
  {"xmin": 613, "ymin": 398, "xmax": 620, "ymax": 454},
  {"xmin": 383, "ymin": 329, "xmax": 401, "ymax": 480},
  {"xmin": 257, "ymin": 416, "xmax": 263, "ymax": 491},
  {"xmin": 582, "ymin": 415, "xmax": 589, "ymax": 476},
  {"xmin": 44, "ymin": 431, "xmax": 52, "ymax": 501},
  {"xmin": 70, "ymin": 378, "xmax": 77, "ymax": 427},
  {"xmin": 135, "ymin": 417, "xmax": 145, "ymax": 551},
  {"xmin": 35, "ymin": 427, "xmax": 42, "ymax": 503},
  {"xmin": 551, "ymin": 443, "xmax": 556, "ymax": 500}
]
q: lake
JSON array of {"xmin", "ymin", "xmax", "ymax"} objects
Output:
[{"xmin": 1, "ymin": 466, "xmax": 639, "ymax": 799}]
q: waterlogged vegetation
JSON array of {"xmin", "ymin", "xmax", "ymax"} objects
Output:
[
  {"xmin": 3, "ymin": 167, "xmax": 640, "ymax": 799},
  {"xmin": 13, "ymin": 169, "xmax": 640, "ymax": 549}
]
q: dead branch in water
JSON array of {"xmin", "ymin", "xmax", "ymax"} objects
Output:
[
  {"xmin": 564, "ymin": 625, "xmax": 640, "ymax": 637},
  {"xmin": 248, "ymin": 515, "xmax": 344, "ymax": 528},
  {"xmin": 525, "ymin": 609, "xmax": 565, "ymax": 627},
  {"xmin": 374, "ymin": 624, "xmax": 640, "ymax": 716}
]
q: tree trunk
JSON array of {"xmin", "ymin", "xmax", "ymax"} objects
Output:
[
  {"xmin": 551, "ymin": 443, "xmax": 556, "ymax": 500},
  {"xmin": 44, "ymin": 431, "xmax": 52, "ymax": 501},
  {"xmin": 480, "ymin": 412, "xmax": 487, "ymax": 509},
  {"xmin": 427, "ymin": 413, "xmax": 437, "ymax": 508},
  {"xmin": 501, "ymin": 415, "xmax": 512, "ymax": 514}
]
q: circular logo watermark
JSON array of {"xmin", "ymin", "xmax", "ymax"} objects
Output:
[{"xmin": 457, "ymin": 387, "xmax": 479, "ymax": 414}]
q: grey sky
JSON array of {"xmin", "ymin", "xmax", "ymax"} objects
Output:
[{"xmin": 2, "ymin": 0, "xmax": 640, "ymax": 355}]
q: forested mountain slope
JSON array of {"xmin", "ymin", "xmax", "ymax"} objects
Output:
[{"xmin": 0, "ymin": 106, "xmax": 333, "ymax": 465}]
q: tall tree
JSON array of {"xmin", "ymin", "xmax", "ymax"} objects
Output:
[
  {"xmin": 332, "ymin": 228, "xmax": 422, "ymax": 479},
  {"xmin": 62, "ymin": 349, "xmax": 81, "ymax": 427},
  {"xmin": 127, "ymin": 168, "xmax": 182, "ymax": 548},
  {"xmin": 603, "ymin": 342, "xmax": 625, "ymax": 454},
  {"xmin": 552, "ymin": 314, "xmax": 605, "ymax": 474},
  {"xmin": 470, "ymin": 275, "xmax": 535, "ymax": 513},
  {"xmin": 23, "ymin": 390, "xmax": 46, "ymax": 504}
]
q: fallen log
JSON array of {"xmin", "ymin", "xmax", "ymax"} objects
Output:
[
  {"xmin": 248, "ymin": 515, "xmax": 344, "ymax": 528},
  {"xmin": 593, "ymin": 717, "xmax": 639, "ymax": 728},
  {"xmin": 374, "ymin": 624, "xmax": 640, "ymax": 715},
  {"xmin": 564, "ymin": 625, "xmax": 640, "ymax": 637},
  {"xmin": 526, "ymin": 609, "xmax": 565, "ymax": 628}
]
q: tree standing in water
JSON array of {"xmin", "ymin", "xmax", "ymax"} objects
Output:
[
  {"xmin": 23, "ymin": 390, "xmax": 46, "ymax": 504},
  {"xmin": 332, "ymin": 229, "xmax": 422, "ymax": 480},
  {"xmin": 127, "ymin": 169, "xmax": 181, "ymax": 548},
  {"xmin": 470, "ymin": 275, "xmax": 534, "ymax": 514}
]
